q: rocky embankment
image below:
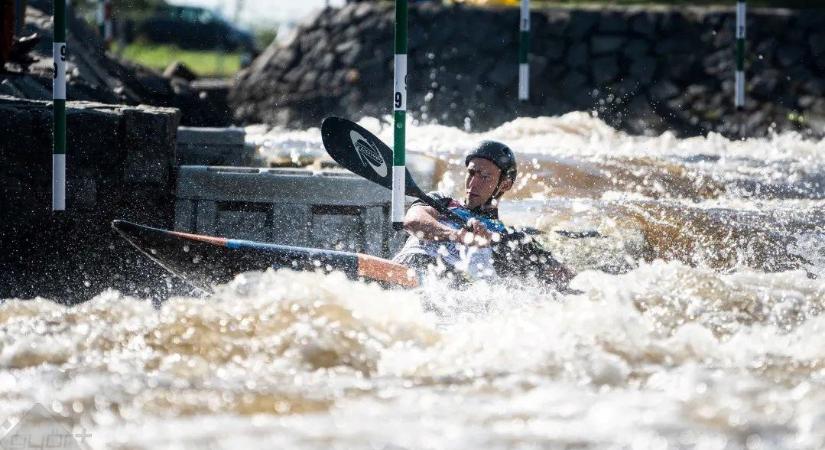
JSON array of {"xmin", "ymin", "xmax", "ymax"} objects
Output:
[{"xmin": 231, "ymin": 3, "xmax": 825, "ymax": 138}]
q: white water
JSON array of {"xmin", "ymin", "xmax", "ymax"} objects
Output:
[{"xmin": 2, "ymin": 114, "xmax": 825, "ymax": 449}]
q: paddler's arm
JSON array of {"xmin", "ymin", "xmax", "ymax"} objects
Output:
[{"xmin": 403, "ymin": 205, "xmax": 492, "ymax": 246}]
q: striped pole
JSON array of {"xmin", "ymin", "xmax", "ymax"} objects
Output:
[
  {"xmin": 391, "ymin": 0, "xmax": 407, "ymax": 231},
  {"xmin": 518, "ymin": 0, "xmax": 530, "ymax": 101},
  {"xmin": 14, "ymin": 0, "xmax": 25, "ymax": 35},
  {"xmin": 97, "ymin": 0, "xmax": 112, "ymax": 49},
  {"xmin": 53, "ymin": 0, "xmax": 66, "ymax": 211},
  {"xmin": 735, "ymin": 0, "xmax": 746, "ymax": 110}
]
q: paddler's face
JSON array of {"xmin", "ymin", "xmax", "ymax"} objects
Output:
[{"xmin": 465, "ymin": 158, "xmax": 511, "ymax": 209}]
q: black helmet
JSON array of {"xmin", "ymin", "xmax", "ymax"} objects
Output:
[{"xmin": 464, "ymin": 140, "xmax": 517, "ymax": 182}]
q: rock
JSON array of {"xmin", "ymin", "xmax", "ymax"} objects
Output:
[
  {"xmin": 623, "ymin": 38, "xmax": 651, "ymax": 60},
  {"xmin": 663, "ymin": 54, "xmax": 697, "ymax": 82},
  {"xmin": 339, "ymin": 41, "xmax": 363, "ymax": 66},
  {"xmin": 630, "ymin": 12, "xmax": 657, "ymax": 38},
  {"xmin": 567, "ymin": 10, "xmax": 598, "ymax": 39},
  {"xmin": 777, "ymin": 46, "xmax": 804, "ymax": 67},
  {"xmin": 599, "ymin": 12, "xmax": 629, "ymax": 33},
  {"xmin": 750, "ymin": 69, "xmax": 781, "ymax": 98},
  {"xmin": 592, "ymin": 56, "xmax": 620, "ymax": 85},
  {"xmin": 567, "ymin": 42, "xmax": 588, "ymax": 68},
  {"xmin": 629, "ymin": 57, "xmax": 657, "ymax": 86},
  {"xmin": 561, "ymin": 70, "xmax": 588, "ymax": 90},
  {"xmin": 810, "ymin": 32, "xmax": 825, "ymax": 61},
  {"xmin": 702, "ymin": 49, "xmax": 732, "ymax": 76},
  {"xmin": 799, "ymin": 96, "xmax": 817, "ymax": 109},
  {"xmin": 754, "ymin": 40, "xmax": 777, "ymax": 65},
  {"xmin": 487, "ymin": 60, "xmax": 517, "ymax": 88},
  {"xmin": 544, "ymin": 11, "xmax": 570, "ymax": 37},
  {"xmin": 655, "ymin": 36, "xmax": 694, "ymax": 55},
  {"xmin": 163, "ymin": 61, "xmax": 197, "ymax": 82},
  {"xmin": 650, "ymin": 81, "xmax": 680, "ymax": 101},
  {"xmin": 529, "ymin": 55, "xmax": 549, "ymax": 81},
  {"xmin": 803, "ymin": 79, "xmax": 825, "ymax": 97},
  {"xmin": 591, "ymin": 36, "xmax": 625, "ymax": 55},
  {"xmin": 543, "ymin": 38, "xmax": 566, "ymax": 61}
]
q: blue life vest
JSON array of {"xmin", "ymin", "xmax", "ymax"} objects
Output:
[{"xmin": 446, "ymin": 207, "xmax": 508, "ymax": 234}]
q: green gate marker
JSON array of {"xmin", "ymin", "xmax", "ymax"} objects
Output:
[
  {"xmin": 735, "ymin": 0, "xmax": 746, "ymax": 110},
  {"xmin": 392, "ymin": 0, "xmax": 408, "ymax": 230},
  {"xmin": 518, "ymin": 0, "xmax": 530, "ymax": 101},
  {"xmin": 53, "ymin": 0, "xmax": 66, "ymax": 211}
]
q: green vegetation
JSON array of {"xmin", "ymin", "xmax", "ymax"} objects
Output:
[
  {"xmin": 118, "ymin": 42, "xmax": 242, "ymax": 77},
  {"xmin": 254, "ymin": 28, "xmax": 278, "ymax": 51}
]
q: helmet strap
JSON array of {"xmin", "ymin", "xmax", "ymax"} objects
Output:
[{"xmin": 485, "ymin": 176, "xmax": 506, "ymax": 207}]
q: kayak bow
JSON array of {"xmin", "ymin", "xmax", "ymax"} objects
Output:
[{"xmin": 112, "ymin": 220, "xmax": 419, "ymax": 292}]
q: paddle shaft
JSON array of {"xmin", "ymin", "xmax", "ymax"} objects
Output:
[{"xmin": 410, "ymin": 189, "xmax": 472, "ymax": 229}]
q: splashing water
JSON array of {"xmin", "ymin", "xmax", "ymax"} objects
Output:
[{"xmin": 3, "ymin": 114, "xmax": 825, "ymax": 449}]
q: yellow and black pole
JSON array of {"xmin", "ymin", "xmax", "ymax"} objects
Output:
[
  {"xmin": 392, "ymin": 0, "xmax": 408, "ymax": 231},
  {"xmin": 53, "ymin": 0, "xmax": 66, "ymax": 211},
  {"xmin": 735, "ymin": 0, "xmax": 746, "ymax": 110},
  {"xmin": 518, "ymin": 0, "xmax": 530, "ymax": 101}
]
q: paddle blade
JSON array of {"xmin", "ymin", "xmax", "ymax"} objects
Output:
[{"xmin": 321, "ymin": 117, "xmax": 424, "ymax": 198}]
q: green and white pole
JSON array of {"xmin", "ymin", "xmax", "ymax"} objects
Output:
[
  {"xmin": 392, "ymin": 0, "xmax": 407, "ymax": 231},
  {"xmin": 97, "ymin": 0, "xmax": 112, "ymax": 49},
  {"xmin": 518, "ymin": 0, "xmax": 530, "ymax": 101},
  {"xmin": 53, "ymin": 0, "xmax": 67, "ymax": 211},
  {"xmin": 735, "ymin": 0, "xmax": 746, "ymax": 110}
]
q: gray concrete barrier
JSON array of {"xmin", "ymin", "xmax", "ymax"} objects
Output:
[{"xmin": 174, "ymin": 166, "xmax": 406, "ymax": 257}]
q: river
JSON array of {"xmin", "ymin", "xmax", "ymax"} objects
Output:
[{"xmin": 2, "ymin": 113, "xmax": 824, "ymax": 449}]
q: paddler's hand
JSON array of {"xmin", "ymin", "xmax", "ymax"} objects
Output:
[{"xmin": 456, "ymin": 218, "xmax": 493, "ymax": 247}]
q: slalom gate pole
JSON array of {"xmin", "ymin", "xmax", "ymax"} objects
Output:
[
  {"xmin": 97, "ymin": 0, "xmax": 112, "ymax": 49},
  {"xmin": 53, "ymin": 0, "xmax": 66, "ymax": 211},
  {"xmin": 392, "ymin": 0, "xmax": 408, "ymax": 231},
  {"xmin": 518, "ymin": 0, "xmax": 530, "ymax": 101},
  {"xmin": 735, "ymin": 0, "xmax": 746, "ymax": 110}
]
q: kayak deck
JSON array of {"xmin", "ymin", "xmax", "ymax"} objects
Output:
[{"xmin": 112, "ymin": 220, "xmax": 418, "ymax": 292}]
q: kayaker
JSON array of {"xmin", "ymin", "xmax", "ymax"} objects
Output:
[{"xmin": 392, "ymin": 141, "xmax": 574, "ymax": 288}]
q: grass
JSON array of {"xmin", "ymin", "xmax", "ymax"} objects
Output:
[{"xmin": 117, "ymin": 42, "xmax": 243, "ymax": 78}]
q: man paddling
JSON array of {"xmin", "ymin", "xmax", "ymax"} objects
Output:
[{"xmin": 393, "ymin": 141, "xmax": 575, "ymax": 289}]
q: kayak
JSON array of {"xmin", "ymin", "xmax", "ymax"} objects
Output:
[{"xmin": 112, "ymin": 220, "xmax": 418, "ymax": 292}]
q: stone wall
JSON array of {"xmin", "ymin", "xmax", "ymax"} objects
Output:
[
  {"xmin": 0, "ymin": 96, "xmax": 191, "ymax": 303},
  {"xmin": 231, "ymin": 3, "xmax": 825, "ymax": 138}
]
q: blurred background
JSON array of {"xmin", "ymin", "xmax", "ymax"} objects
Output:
[{"xmin": 65, "ymin": 0, "xmax": 821, "ymax": 78}]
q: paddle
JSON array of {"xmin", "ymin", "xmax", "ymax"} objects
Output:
[{"xmin": 321, "ymin": 116, "xmax": 471, "ymax": 228}]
